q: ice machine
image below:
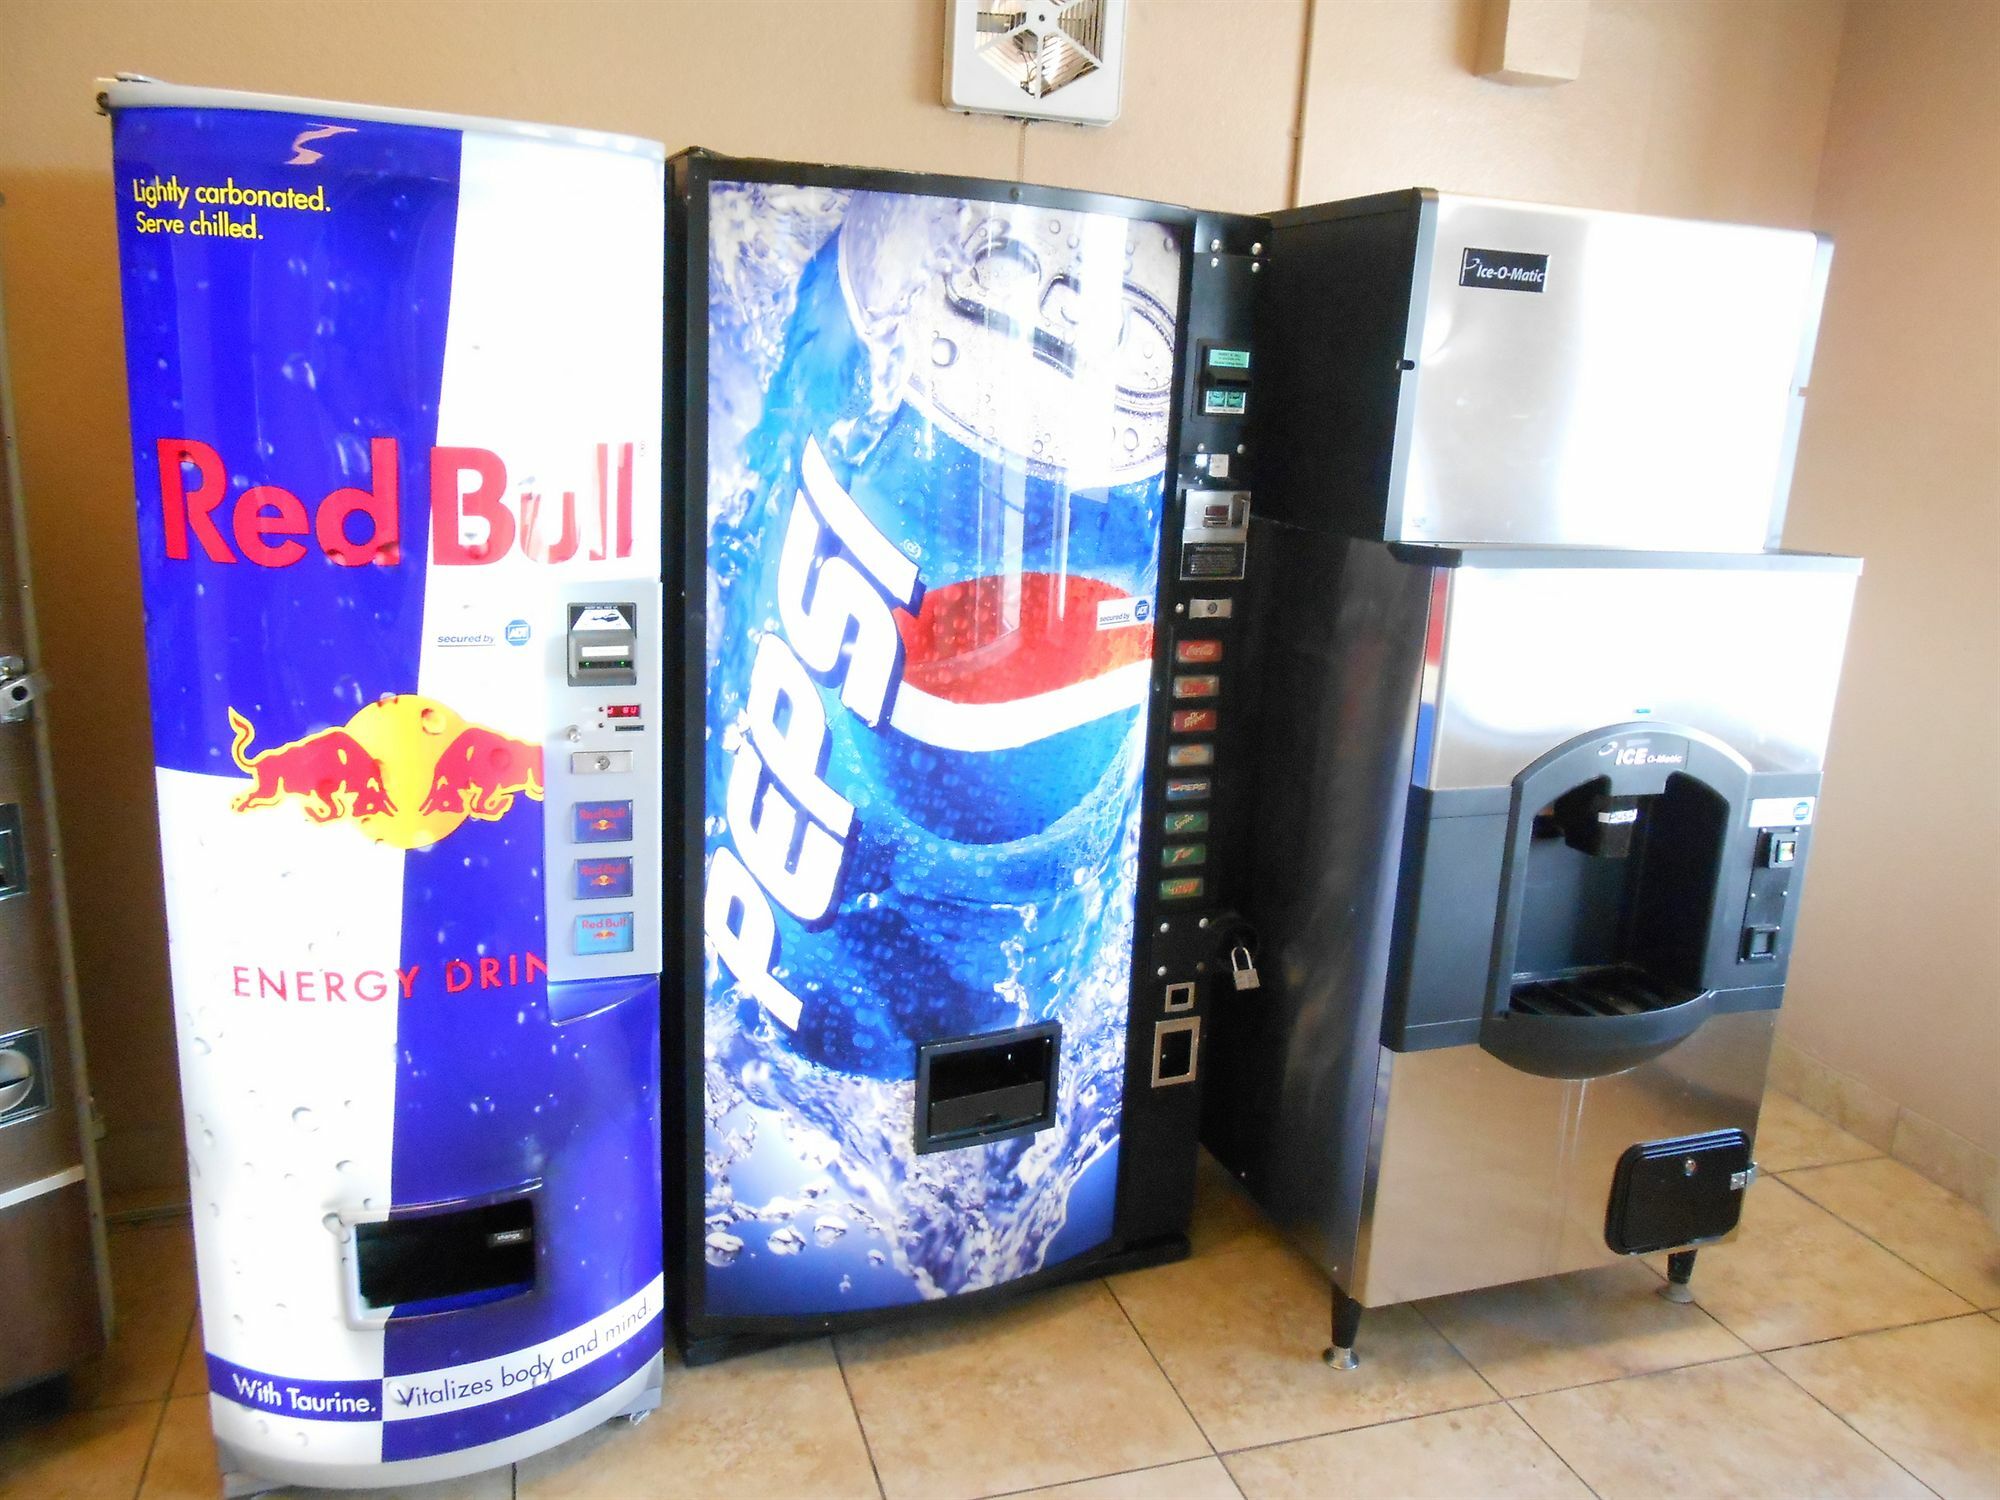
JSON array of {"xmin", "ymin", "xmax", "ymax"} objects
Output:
[{"xmin": 1204, "ymin": 190, "xmax": 1859, "ymax": 1366}]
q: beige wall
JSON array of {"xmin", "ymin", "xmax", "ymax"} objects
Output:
[
  {"xmin": 0, "ymin": 0, "xmax": 1870, "ymax": 1201},
  {"xmin": 1781, "ymin": 0, "xmax": 2000, "ymax": 1168}
]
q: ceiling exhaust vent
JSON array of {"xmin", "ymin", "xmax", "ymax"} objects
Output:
[{"xmin": 945, "ymin": 0, "xmax": 1128, "ymax": 126}]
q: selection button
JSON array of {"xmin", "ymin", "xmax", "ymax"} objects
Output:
[
  {"xmin": 1161, "ymin": 843, "xmax": 1208, "ymax": 868},
  {"xmin": 1166, "ymin": 743, "xmax": 1215, "ymax": 768},
  {"xmin": 573, "ymin": 911, "xmax": 635, "ymax": 955},
  {"xmin": 1171, "ymin": 708, "xmax": 1217, "ymax": 734},
  {"xmin": 1163, "ymin": 810, "xmax": 1210, "ymax": 835},
  {"xmin": 1174, "ymin": 639, "xmax": 1224, "ymax": 665},
  {"xmin": 1172, "ymin": 674, "xmax": 1220, "ymax": 700},
  {"xmin": 1164, "ymin": 778, "xmax": 1212, "ymax": 803},
  {"xmin": 1159, "ymin": 876, "xmax": 1206, "ymax": 900},
  {"xmin": 574, "ymin": 856, "xmax": 634, "ymax": 900},
  {"xmin": 572, "ymin": 800, "xmax": 633, "ymax": 842}
]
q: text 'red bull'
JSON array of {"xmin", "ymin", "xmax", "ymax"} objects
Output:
[{"xmin": 154, "ymin": 438, "xmax": 637, "ymax": 567}]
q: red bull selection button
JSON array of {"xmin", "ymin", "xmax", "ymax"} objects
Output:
[
  {"xmin": 1161, "ymin": 843, "xmax": 1207, "ymax": 868},
  {"xmin": 573, "ymin": 856, "xmax": 634, "ymax": 900},
  {"xmin": 572, "ymin": 911, "xmax": 635, "ymax": 955},
  {"xmin": 1163, "ymin": 809, "xmax": 1209, "ymax": 835},
  {"xmin": 1172, "ymin": 674, "xmax": 1220, "ymax": 699},
  {"xmin": 572, "ymin": 800, "xmax": 633, "ymax": 842},
  {"xmin": 1170, "ymin": 708, "xmax": 1217, "ymax": 734},
  {"xmin": 1174, "ymin": 639, "xmax": 1224, "ymax": 665},
  {"xmin": 1159, "ymin": 876, "xmax": 1206, "ymax": 900},
  {"xmin": 1166, "ymin": 743, "xmax": 1215, "ymax": 768}
]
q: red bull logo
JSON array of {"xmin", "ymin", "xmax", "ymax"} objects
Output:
[
  {"xmin": 227, "ymin": 695, "xmax": 543, "ymax": 849},
  {"xmin": 154, "ymin": 437, "xmax": 637, "ymax": 568}
]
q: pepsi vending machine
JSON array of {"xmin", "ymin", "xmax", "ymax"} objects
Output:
[
  {"xmin": 668, "ymin": 153, "xmax": 1263, "ymax": 1353},
  {"xmin": 107, "ymin": 82, "xmax": 667, "ymax": 1489}
]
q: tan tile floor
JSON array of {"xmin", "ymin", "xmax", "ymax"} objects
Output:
[{"xmin": 4, "ymin": 1090, "xmax": 1997, "ymax": 1499}]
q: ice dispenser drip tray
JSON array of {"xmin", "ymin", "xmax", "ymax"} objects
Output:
[{"xmin": 915, "ymin": 1023, "xmax": 1060, "ymax": 1154}]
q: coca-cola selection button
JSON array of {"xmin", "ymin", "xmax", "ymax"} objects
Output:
[{"xmin": 1174, "ymin": 639, "xmax": 1224, "ymax": 664}]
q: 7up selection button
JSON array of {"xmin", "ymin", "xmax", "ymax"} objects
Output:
[{"xmin": 572, "ymin": 912, "xmax": 635, "ymax": 955}]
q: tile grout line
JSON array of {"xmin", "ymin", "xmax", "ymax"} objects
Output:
[
  {"xmin": 1774, "ymin": 1163, "xmax": 1995, "ymax": 1308},
  {"xmin": 126, "ymin": 1395, "xmax": 176, "ymax": 1500},
  {"xmin": 1100, "ymin": 1274, "xmax": 1226, "ymax": 1463},
  {"xmin": 1501, "ymin": 1397, "xmax": 1605, "ymax": 1500},
  {"xmin": 1412, "ymin": 1298, "xmax": 1508, "ymax": 1405},
  {"xmin": 980, "ymin": 1453, "xmax": 1241, "ymax": 1500},
  {"xmin": 126, "ymin": 1303, "xmax": 198, "ymax": 1500},
  {"xmin": 1753, "ymin": 1350, "xmax": 1945, "ymax": 1500},
  {"xmin": 1208, "ymin": 1397, "xmax": 1509, "ymax": 1463},
  {"xmin": 828, "ymin": 1335, "xmax": 889, "ymax": 1500}
]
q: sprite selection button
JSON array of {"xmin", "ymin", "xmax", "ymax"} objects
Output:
[
  {"xmin": 1159, "ymin": 876, "xmax": 1206, "ymax": 900},
  {"xmin": 572, "ymin": 911, "xmax": 634, "ymax": 955},
  {"xmin": 1161, "ymin": 843, "xmax": 1208, "ymax": 868},
  {"xmin": 574, "ymin": 856, "xmax": 634, "ymax": 900},
  {"xmin": 572, "ymin": 800, "xmax": 633, "ymax": 842},
  {"xmin": 1164, "ymin": 809, "xmax": 1209, "ymax": 835}
]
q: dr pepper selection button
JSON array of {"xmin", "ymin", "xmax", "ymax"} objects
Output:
[
  {"xmin": 1174, "ymin": 639, "xmax": 1223, "ymax": 665},
  {"xmin": 1170, "ymin": 708, "xmax": 1217, "ymax": 734},
  {"xmin": 574, "ymin": 856, "xmax": 634, "ymax": 900},
  {"xmin": 572, "ymin": 800, "xmax": 633, "ymax": 842},
  {"xmin": 1166, "ymin": 743, "xmax": 1215, "ymax": 768},
  {"xmin": 1164, "ymin": 809, "xmax": 1209, "ymax": 835},
  {"xmin": 1159, "ymin": 876, "xmax": 1206, "ymax": 900},
  {"xmin": 1172, "ymin": 674, "xmax": 1220, "ymax": 699}
]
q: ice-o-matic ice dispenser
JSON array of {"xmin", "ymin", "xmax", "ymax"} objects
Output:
[
  {"xmin": 1203, "ymin": 191, "xmax": 1860, "ymax": 1366},
  {"xmin": 106, "ymin": 82, "xmax": 668, "ymax": 1490}
]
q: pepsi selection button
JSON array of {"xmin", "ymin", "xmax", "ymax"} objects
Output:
[
  {"xmin": 572, "ymin": 912, "xmax": 635, "ymax": 955},
  {"xmin": 574, "ymin": 856, "xmax": 634, "ymax": 900},
  {"xmin": 1174, "ymin": 639, "xmax": 1224, "ymax": 665},
  {"xmin": 1166, "ymin": 743, "xmax": 1215, "ymax": 768},
  {"xmin": 1164, "ymin": 778, "xmax": 1212, "ymax": 802},
  {"xmin": 1161, "ymin": 843, "xmax": 1208, "ymax": 868},
  {"xmin": 572, "ymin": 800, "xmax": 633, "ymax": 842},
  {"xmin": 1171, "ymin": 708, "xmax": 1218, "ymax": 734},
  {"xmin": 1159, "ymin": 876, "xmax": 1206, "ymax": 900},
  {"xmin": 1172, "ymin": 674, "xmax": 1220, "ymax": 699},
  {"xmin": 1164, "ymin": 809, "xmax": 1210, "ymax": 835}
]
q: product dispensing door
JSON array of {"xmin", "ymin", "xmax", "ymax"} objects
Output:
[
  {"xmin": 105, "ymin": 81, "xmax": 666, "ymax": 1491},
  {"xmin": 668, "ymin": 152, "xmax": 1263, "ymax": 1356}
]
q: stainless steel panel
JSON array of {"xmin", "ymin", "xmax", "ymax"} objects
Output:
[
  {"xmin": 1424, "ymin": 559, "xmax": 1858, "ymax": 788},
  {"xmin": 1396, "ymin": 195, "xmax": 1828, "ymax": 551},
  {"xmin": 1350, "ymin": 1010, "xmax": 1775, "ymax": 1306}
]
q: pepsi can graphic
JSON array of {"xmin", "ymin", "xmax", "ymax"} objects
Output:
[
  {"xmin": 108, "ymin": 84, "xmax": 665, "ymax": 1488},
  {"xmin": 698, "ymin": 174, "xmax": 1186, "ymax": 1314}
]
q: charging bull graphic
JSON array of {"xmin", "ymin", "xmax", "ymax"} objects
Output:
[{"xmin": 228, "ymin": 695, "xmax": 543, "ymax": 849}]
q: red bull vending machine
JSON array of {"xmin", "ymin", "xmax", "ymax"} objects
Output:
[
  {"xmin": 668, "ymin": 153, "xmax": 1263, "ymax": 1354},
  {"xmin": 106, "ymin": 82, "xmax": 667, "ymax": 1489}
]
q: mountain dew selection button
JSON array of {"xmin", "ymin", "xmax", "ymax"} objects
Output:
[
  {"xmin": 1163, "ymin": 809, "xmax": 1210, "ymax": 835},
  {"xmin": 1166, "ymin": 742, "xmax": 1215, "ymax": 768},
  {"xmin": 573, "ymin": 800, "xmax": 633, "ymax": 842},
  {"xmin": 1159, "ymin": 876, "xmax": 1206, "ymax": 900},
  {"xmin": 1161, "ymin": 843, "xmax": 1208, "ymax": 868},
  {"xmin": 574, "ymin": 856, "xmax": 634, "ymax": 899},
  {"xmin": 1164, "ymin": 778, "xmax": 1212, "ymax": 802},
  {"xmin": 572, "ymin": 911, "xmax": 635, "ymax": 955},
  {"xmin": 1172, "ymin": 674, "xmax": 1220, "ymax": 699},
  {"xmin": 1171, "ymin": 708, "xmax": 1217, "ymax": 733}
]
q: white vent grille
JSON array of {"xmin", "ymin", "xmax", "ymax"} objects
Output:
[
  {"xmin": 946, "ymin": 0, "xmax": 1127, "ymax": 125},
  {"xmin": 975, "ymin": 1, "xmax": 1106, "ymax": 99}
]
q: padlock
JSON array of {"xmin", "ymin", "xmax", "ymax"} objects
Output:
[{"xmin": 1230, "ymin": 944, "xmax": 1261, "ymax": 992}]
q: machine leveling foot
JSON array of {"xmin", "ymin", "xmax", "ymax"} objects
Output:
[
  {"xmin": 1660, "ymin": 1248, "xmax": 1698, "ymax": 1304},
  {"xmin": 1323, "ymin": 1286, "xmax": 1365, "ymax": 1371}
]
